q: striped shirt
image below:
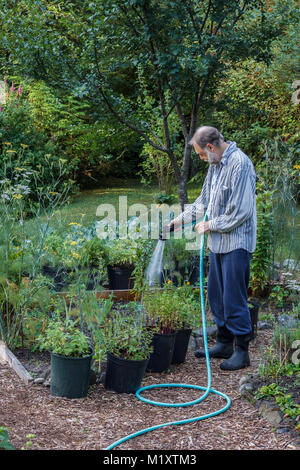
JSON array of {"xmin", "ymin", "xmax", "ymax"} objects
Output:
[{"xmin": 182, "ymin": 142, "xmax": 257, "ymax": 254}]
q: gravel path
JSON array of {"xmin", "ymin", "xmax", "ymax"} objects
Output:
[{"xmin": 0, "ymin": 331, "xmax": 297, "ymax": 450}]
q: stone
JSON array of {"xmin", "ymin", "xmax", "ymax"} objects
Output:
[
  {"xmin": 239, "ymin": 375, "xmax": 249, "ymax": 387},
  {"xmin": 291, "ymin": 81, "xmax": 300, "ymax": 105},
  {"xmin": 41, "ymin": 366, "xmax": 51, "ymax": 380},
  {"xmin": 239, "ymin": 383, "xmax": 254, "ymax": 397},
  {"xmin": 258, "ymin": 321, "xmax": 273, "ymax": 330},
  {"xmin": 258, "ymin": 400, "xmax": 283, "ymax": 425},
  {"xmin": 194, "ymin": 326, "xmax": 217, "ymax": 338},
  {"xmin": 188, "ymin": 335, "xmax": 197, "ymax": 350},
  {"xmin": 276, "ymin": 427, "xmax": 290, "ymax": 434},
  {"xmin": 34, "ymin": 377, "xmax": 45, "ymax": 385}
]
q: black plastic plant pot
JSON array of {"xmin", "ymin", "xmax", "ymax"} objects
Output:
[
  {"xmin": 147, "ymin": 332, "xmax": 176, "ymax": 373},
  {"xmin": 105, "ymin": 352, "xmax": 149, "ymax": 394},
  {"xmin": 41, "ymin": 264, "xmax": 72, "ymax": 292},
  {"xmin": 249, "ymin": 301, "xmax": 260, "ymax": 341},
  {"xmin": 107, "ymin": 265, "xmax": 135, "ymax": 290},
  {"xmin": 172, "ymin": 328, "xmax": 192, "ymax": 364},
  {"xmin": 50, "ymin": 348, "xmax": 93, "ymax": 399}
]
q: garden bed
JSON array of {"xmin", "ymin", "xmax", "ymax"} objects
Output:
[{"xmin": 1, "ymin": 330, "xmax": 298, "ymax": 450}]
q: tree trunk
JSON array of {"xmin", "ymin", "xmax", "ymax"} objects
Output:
[{"xmin": 178, "ymin": 177, "xmax": 188, "ymax": 211}]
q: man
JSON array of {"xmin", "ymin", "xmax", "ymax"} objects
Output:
[{"xmin": 168, "ymin": 126, "xmax": 257, "ymax": 371}]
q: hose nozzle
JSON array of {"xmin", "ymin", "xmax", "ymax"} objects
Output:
[{"xmin": 159, "ymin": 224, "xmax": 174, "ymax": 241}]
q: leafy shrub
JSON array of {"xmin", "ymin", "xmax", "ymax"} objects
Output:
[
  {"xmin": 142, "ymin": 282, "xmax": 199, "ymax": 333},
  {"xmin": 106, "ymin": 239, "xmax": 139, "ymax": 268},
  {"xmin": 249, "ymin": 187, "xmax": 273, "ymax": 295},
  {"xmin": 38, "ymin": 317, "xmax": 91, "ymax": 357},
  {"xmin": 0, "ymin": 84, "xmax": 76, "ymax": 203},
  {"xmin": 99, "ymin": 311, "xmax": 154, "ymax": 361}
]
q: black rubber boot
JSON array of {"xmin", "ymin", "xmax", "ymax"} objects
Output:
[
  {"xmin": 220, "ymin": 334, "xmax": 251, "ymax": 371},
  {"xmin": 195, "ymin": 326, "xmax": 234, "ymax": 359}
]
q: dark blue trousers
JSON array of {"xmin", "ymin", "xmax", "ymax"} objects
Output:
[{"xmin": 207, "ymin": 249, "xmax": 252, "ymax": 336}]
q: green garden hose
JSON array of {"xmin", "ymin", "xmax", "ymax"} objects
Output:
[{"xmin": 105, "ymin": 215, "xmax": 231, "ymax": 450}]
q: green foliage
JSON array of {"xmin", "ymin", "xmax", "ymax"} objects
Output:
[
  {"xmin": 269, "ymin": 285, "xmax": 290, "ymax": 308},
  {"xmin": 131, "ymin": 239, "xmax": 155, "ymax": 298},
  {"xmin": 154, "ymin": 192, "xmax": 176, "ymax": 205},
  {"xmin": 0, "ymin": 85, "xmax": 76, "ymax": 201},
  {"xmin": 22, "ymin": 307, "xmax": 49, "ymax": 351},
  {"xmin": 256, "ymin": 383, "xmax": 300, "ymax": 420},
  {"xmin": 1, "ymin": 0, "xmax": 283, "ymax": 205},
  {"xmin": 211, "ymin": 2, "xmax": 299, "ymax": 158},
  {"xmin": 99, "ymin": 311, "xmax": 154, "ymax": 361},
  {"xmin": 256, "ymin": 138, "xmax": 300, "ymax": 271},
  {"xmin": 273, "ymin": 324, "xmax": 300, "ymax": 359},
  {"xmin": 80, "ymin": 237, "xmax": 108, "ymax": 268},
  {"xmin": 258, "ymin": 343, "xmax": 300, "ymax": 380},
  {"xmin": 249, "ymin": 187, "xmax": 273, "ymax": 295},
  {"xmin": 106, "ymin": 239, "xmax": 139, "ymax": 268},
  {"xmin": 0, "ymin": 427, "xmax": 15, "ymax": 450},
  {"xmin": 21, "ymin": 433, "xmax": 36, "ymax": 451},
  {"xmin": 255, "ymin": 382, "xmax": 282, "ymax": 399},
  {"xmin": 164, "ymin": 238, "xmax": 192, "ymax": 271},
  {"xmin": 142, "ymin": 282, "xmax": 199, "ymax": 333},
  {"xmin": 38, "ymin": 317, "xmax": 91, "ymax": 357},
  {"xmin": 171, "ymin": 282, "xmax": 202, "ymax": 330}
]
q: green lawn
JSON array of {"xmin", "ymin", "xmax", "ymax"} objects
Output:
[{"xmin": 23, "ymin": 178, "xmax": 205, "ymax": 234}]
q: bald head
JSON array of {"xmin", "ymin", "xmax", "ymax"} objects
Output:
[{"xmin": 189, "ymin": 126, "xmax": 224, "ymax": 149}]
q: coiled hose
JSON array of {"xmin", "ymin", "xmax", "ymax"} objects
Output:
[{"xmin": 105, "ymin": 215, "xmax": 231, "ymax": 450}]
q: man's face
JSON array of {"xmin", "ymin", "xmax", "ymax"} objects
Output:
[{"xmin": 193, "ymin": 143, "xmax": 221, "ymax": 164}]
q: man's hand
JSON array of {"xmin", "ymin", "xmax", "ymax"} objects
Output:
[{"xmin": 195, "ymin": 221, "xmax": 210, "ymax": 234}]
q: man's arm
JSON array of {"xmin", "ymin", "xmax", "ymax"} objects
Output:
[{"xmin": 168, "ymin": 167, "xmax": 212, "ymax": 231}]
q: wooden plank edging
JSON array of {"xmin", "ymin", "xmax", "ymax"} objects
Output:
[{"xmin": 0, "ymin": 340, "xmax": 33, "ymax": 385}]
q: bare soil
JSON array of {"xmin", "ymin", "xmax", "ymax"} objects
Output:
[{"xmin": 0, "ymin": 330, "xmax": 298, "ymax": 450}]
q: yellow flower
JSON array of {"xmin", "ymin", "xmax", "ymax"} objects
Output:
[
  {"xmin": 20, "ymin": 144, "xmax": 28, "ymax": 148},
  {"xmin": 293, "ymin": 165, "xmax": 300, "ymax": 170},
  {"xmin": 186, "ymin": 281, "xmax": 190, "ymax": 285},
  {"xmin": 49, "ymin": 191, "xmax": 58, "ymax": 195},
  {"xmin": 72, "ymin": 252, "xmax": 81, "ymax": 260},
  {"xmin": 3, "ymin": 142, "xmax": 12, "ymax": 145},
  {"xmin": 68, "ymin": 222, "xmax": 82, "ymax": 226},
  {"xmin": 13, "ymin": 194, "xmax": 23, "ymax": 199},
  {"xmin": 70, "ymin": 241, "xmax": 77, "ymax": 246},
  {"xmin": 167, "ymin": 279, "xmax": 172, "ymax": 284}
]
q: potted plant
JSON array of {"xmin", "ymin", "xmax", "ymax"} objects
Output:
[
  {"xmin": 100, "ymin": 311, "xmax": 154, "ymax": 393},
  {"xmin": 78, "ymin": 237, "xmax": 108, "ymax": 290},
  {"xmin": 41, "ymin": 253, "xmax": 72, "ymax": 292},
  {"xmin": 142, "ymin": 284, "xmax": 179, "ymax": 372},
  {"xmin": 38, "ymin": 317, "xmax": 93, "ymax": 399},
  {"xmin": 106, "ymin": 239, "xmax": 138, "ymax": 290}
]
